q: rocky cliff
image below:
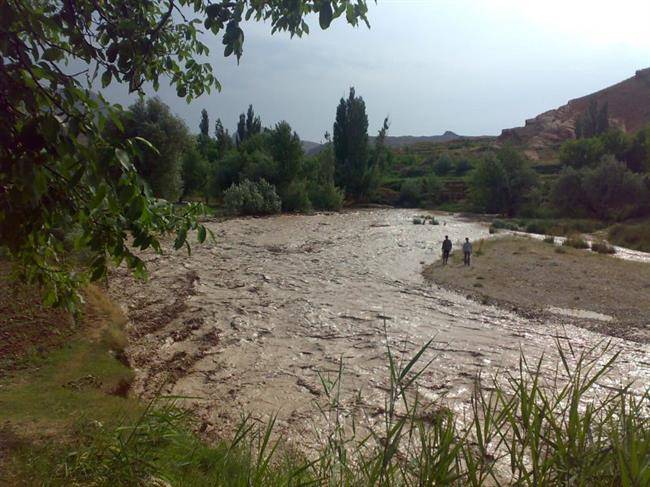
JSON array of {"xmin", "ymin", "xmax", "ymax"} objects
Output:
[{"xmin": 500, "ymin": 68, "xmax": 650, "ymax": 160}]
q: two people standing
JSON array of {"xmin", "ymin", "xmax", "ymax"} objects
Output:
[{"xmin": 441, "ymin": 236, "xmax": 472, "ymax": 266}]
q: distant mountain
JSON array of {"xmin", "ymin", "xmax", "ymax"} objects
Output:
[
  {"xmin": 500, "ymin": 68, "xmax": 650, "ymax": 160},
  {"xmin": 301, "ymin": 131, "xmax": 464, "ymax": 156},
  {"xmin": 301, "ymin": 140, "xmax": 323, "ymax": 154},
  {"xmin": 379, "ymin": 131, "xmax": 462, "ymax": 148}
]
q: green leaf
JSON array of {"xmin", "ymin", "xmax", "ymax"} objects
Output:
[
  {"xmin": 42, "ymin": 47, "xmax": 62, "ymax": 62},
  {"xmin": 198, "ymin": 225, "xmax": 206, "ymax": 243},
  {"xmin": 174, "ymin": 228, "xmax": 187, "ymax": 250},
  {"xmin": 319, "ymin": 2, "xmax": 333, "ymax": 29},
  {"xmin": 115, "ymin": 148, "xmax": 132, "ymax": 170},
  {"xmin": 101, "ymin": 69, "xmax": 112, "ymax": 88}
]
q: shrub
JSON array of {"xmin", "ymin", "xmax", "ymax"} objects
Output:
[
  {"xmin": 543, "ymin": 235, "xmax": 556, "ymax": 244},
  {"xmin": 454, "ymin": 158, "xmax": 473, "ymax": 175},
  {"xmin": 469, "ymin": 148, "xmax": 537, "ymax": 216},
  {"xmin": 281, "ymin": 179, "xmax": 312, "ymax": 213},
  {"xmin": 559, "ymin": 138, "xmax": 605, "ymax": 168},
  {"xmin": 400, "ymin": 179, "xmax": 422, "ymax": 207},
  {"xmin": 429, "ymin": 217, "xmax": 439, "ymax": 225},
  {"xmin": 581, "ymin": 157, "xmax": 648, "ymax": 221},
  {"xmin": 490, "ymin": 219, "xmax": 519, "ymax": 231},
  {"xmin": 591, "ymin": 240, "xmax": 616, "ymax": 254},
  {"xmin": 412, "ymin": 217, "xmax": 423, "ymax": 225},
  {"xmin": 525, "ymin": 222, "xmax": 547, "ymax": 234},
  {"xmin": 309, "ymin": 182, "xmax": 344, "ymax": 211},
  {"xmin": 563, "ymin": 234, "xmax": 589, "ymax": 249},
  {"xmin": 223, "ymin": 179, "xmax": 281, "ymax": 216},
  {"xmin": 608, "ymin": 222, "xmax": 650, "ymax": 252},
  {"xmin": 432, "ymin": 155, "xmax": 453, "ymax": 176}
]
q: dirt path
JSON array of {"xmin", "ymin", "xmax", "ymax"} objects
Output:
[{"xmin": 109, "ymin": 210, "xmax": 650, "ymax": 444}]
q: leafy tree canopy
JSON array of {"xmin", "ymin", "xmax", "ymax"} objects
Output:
[{"xmin": 0, "ymin": 0, "xmax": 372, "ymax": 310}]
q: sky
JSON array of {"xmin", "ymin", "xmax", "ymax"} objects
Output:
[{"xmin": 100, "ymin": 0, "xmax": 650, "ymax": 142}]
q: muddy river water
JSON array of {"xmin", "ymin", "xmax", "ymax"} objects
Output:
[{"xmin": 110, "ymin": 209, "xmax": 650, "ymax": 444}]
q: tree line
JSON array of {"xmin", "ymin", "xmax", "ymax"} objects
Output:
[{"xmin": 122, "ymin": 88, "xmax": 391, "ymax": 215}]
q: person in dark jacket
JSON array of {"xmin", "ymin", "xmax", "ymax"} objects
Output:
[{"xmin": 442, "ymin": 236, "xmax": 452, "ymax": 264}]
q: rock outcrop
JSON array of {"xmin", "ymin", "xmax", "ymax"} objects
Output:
[{"xmin": 500, "ymin": 68, "xmax": 650, "ymax": 159}]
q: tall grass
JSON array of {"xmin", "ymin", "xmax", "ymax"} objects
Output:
[
  {"xmin": 12, "ymin": 337, "xmax": 649, "ymax": 486},
  {"xmin": 609, "ymin": 222, "xmax": 650, "ymax": 253}
]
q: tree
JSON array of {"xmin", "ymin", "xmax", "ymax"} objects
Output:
[
  {"xmin": 625, "ymin": 125, "xmax": 650, "ymax": 173},
  {"xmin": 550, "ymin": 167, "xmax": 585, "ymax": 216},
  {"xmin": 305, "ymin": 144, "xmax": 344, "ymax": 211},
  {"xmin": 333, "ymin": 87, "xmax": 370, "ymax": 197},
  {"xmin": 575, "ymin": 100, "xmax": 609, "ymax": 138},
  {"xmin": 236, "ymin": 105, "xmax": 262, "ymax": 146},
  {"xmin": 581, "ymin": 157, "xmax": 647, "ymax": 220},
  {"xmin": 469, "ymin": 148, "xmax": 537, "ymax": 216},
  {"xmin": 123, "ymin": 98, "xmax": 191, "ymax": 202},
  {"xmin": 199, "ymin": 109, "xmax": 210, "ymax": 138},
  {"xmin": 433, "ymin": 155, "xmax": 454, "ymax": 176},
  {"xmin": 180, "ymin": 145, "xmax": 209, "ymax": 202},
  {"xmin": 246, "ymin": 105, "xmax": 262, "ymax": 139},
  {"xmin": 214, "ymin": 118, "xmax": 233, "ymax": 158},
  {"xmin": 0, "ymin": 0, "xmax": 371, "ymax": 309},
  {"xmin": 268, "ymin": 121, "xmax": 304, "ymax": 189},
  {"xmin": 559, "ymin": 138, "xmax": 605, "ymax": 168}
]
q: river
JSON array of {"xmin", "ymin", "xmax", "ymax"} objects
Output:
[{"xmin": 109, "ymin": 209, "xmax": 650, "ymax": 444}]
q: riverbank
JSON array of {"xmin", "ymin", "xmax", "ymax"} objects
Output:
[{"xmin": 423, "ymin": 236, "xmax": 650, "ymax": 343}]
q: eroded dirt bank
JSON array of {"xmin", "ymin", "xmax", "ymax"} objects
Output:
[{"xmin": 109, "ymin": 210, "xmax": 650, "ymax": 444}]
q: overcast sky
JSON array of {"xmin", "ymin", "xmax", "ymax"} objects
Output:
[{"xmin": 100, "ymin": 0, "xmax": 650, "ymax": 142}]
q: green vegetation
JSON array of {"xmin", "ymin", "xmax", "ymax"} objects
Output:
[
  {"xmin": 575, "ymin": 99, "xmax": 610, "ymax": 139},
  {"xmin": 223, "ymin": 179, "xmax": 282, "ymax": 216},
  {"xmin": 591, "ymin": 240, "xmax": 616, "ymax": 254},
  {"xmin": 563, "ymin": 234, "xmax": 590, "ymax": 249},
  {"xmin": 608, "ymin": 221, "xmax": 650, "ymax": 252},
  {"xmin": 4, "ymin": 300, "xmax": 649, "ymax": 485},
  {"xmin": 0, "ymin": 0, "xmax": 371, "ymax": 308},
  {"xmin": 468, "ymin": 147, "xmax": 538, "ymax": 216}
]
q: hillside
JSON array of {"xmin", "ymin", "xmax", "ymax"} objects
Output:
[
  {"xmin": 302, "ymin": 131, "xmax": 465, "ymax": 155},
  {"xmin": 500, "ymin": 68, "xmax": 650, "ymax": 161}
]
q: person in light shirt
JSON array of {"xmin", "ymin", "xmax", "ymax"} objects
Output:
[{"xmin": 463, "ymin": 238, "xmax": 472, "ymax": 266}]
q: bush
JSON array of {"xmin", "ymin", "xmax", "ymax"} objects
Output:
[
  {"xmin": 281, "ymin": 179, "xmax": 311, "ymax": 213},
  {"xmin": 581, "ymin": 157, "xmax": 648, "ymax": 221},
  {"xmin": 400, "ymin": 179, "xmax": 422, "ymax": 207},
  {"xmin": 563, "ymin": 234, "xmax": 589, "ymax": 249},
  {"xmin": 454, "ymin": 158, "xmax": 473, "ymax": 175},
  {"xmin": 309, "ymin": 182, "xmax": 344, "ymax": 211},
  {"xmin": 223, "ymin": 179, "xmax": 281, "ymax": 215},
  {"xmin": 432, "ymin": 155, "xmax": 454, "ymax": 176},
  {"xmin": 543, "ymin": 235, "xmax": 556, "ymax": 244},
  {"xmin": 490, "ymin": 219, "xmax": 519, "ymax": 231},
  {"xmin": 469, "ymin": 148, "xmax": 537, "ymax": 216},
  {"xmin": 608, "ymin": 222, "xmax": 650, "ymax": 252},
  {"xmin": 559, "ymin": 138, "xmax": 605, "ymax": 168},
  {"xmin": 591, "ymin": 240, "xmax": 616, "ymax": 254},
  {"xmin": 412, "ymin": 217, "xmax": 423, "ymax": 225}
]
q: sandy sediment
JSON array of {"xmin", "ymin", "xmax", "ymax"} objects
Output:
[{"xmin": 108, "ymin": 210, "xmax": 650, "ymax": 445}]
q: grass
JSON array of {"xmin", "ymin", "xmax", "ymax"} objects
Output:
[
  {"xmin": 489, "ymin": 218, "xmax": 607, "ymax": 237},
  {"xmin": 608, "ymin": 221, "xmax": 650, "ymax": 253},
  {"xmin": 6, "ymin": 334, "xmax": 649, "ymax": 486},
  {"xmin": 563, "ymin": 234, "xmax": 590, "ymax": 249},
  {"xmin": 2, "ymin": 282, "xmax": 650, "ymax": 485}
]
